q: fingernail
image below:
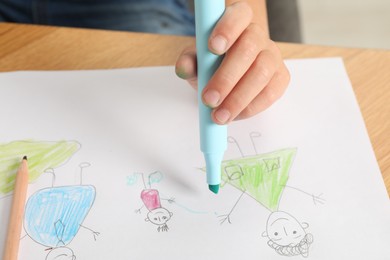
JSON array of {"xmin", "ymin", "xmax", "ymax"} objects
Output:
[
  {"xmin": 210, "ymin": 35, "xmax": 227, "ymax": 54},
  {"xmin": 214, "ymin": 108, "xmax": 231, "ymax": 124},
  {"xmin": 203, "ymin": 89, "xmax": 220, "ymax": 107}
]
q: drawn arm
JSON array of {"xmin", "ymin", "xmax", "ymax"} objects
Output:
[
  {"xmin": 161, "ymin": 197, "xmax": 175, "ymax": 204},
  {"xmin": 218, "ymin": 191, "xmax": 246, "ymax": 225},
  {"xmin": 79, "ymin": 224, "xmax": 100, "ymax": 241},
  {"xmin": 283, "ymin": 185, "xmax": 325, "ymax": 205},
  {"xmin": 135, "ymin": 204, "xmax": 145, "ymax": 214}
]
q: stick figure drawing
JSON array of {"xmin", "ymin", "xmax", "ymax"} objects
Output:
[
  {"xmin": 129, "ymin": 171, "xmax": 174, "ymax": 232},
  {"xmin": 24, "ymin": 163, "xmax": 99, "ymax": 260},
  {"xmin": 203, "ymin": 132, "xmax": 324, "ymax": 258}
]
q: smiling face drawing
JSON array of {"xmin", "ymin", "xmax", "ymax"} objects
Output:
[
  {"xmin": 146, "ymin": 208, "xmax": 173, "ymax": 226},
  {"xmin": 266, "ymin": 211, "xmax": 307, "ymax": 246},
  {"xmin": 262, "ymin": 211, "xmax": 314, "ymax": 257}
]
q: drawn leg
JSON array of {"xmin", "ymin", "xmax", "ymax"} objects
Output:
[
  {"xmin": 44, "ymin": 168, "xmax": 56, "ymax": 187},
  {"xmin": 249, "ymin": 131, "xmax": 261, "ymax": 155},
  {"xmin": 227, "ymin": 136, "xmax": 245, "ymax": 157},
  {"xmin": 78, "ymin": 162, "xmax": 91, "ymax": 185}
]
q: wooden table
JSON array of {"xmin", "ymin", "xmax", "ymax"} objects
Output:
[{"xmin": 1, "ymin": 23, "xmax": 389, "ymax": 195}]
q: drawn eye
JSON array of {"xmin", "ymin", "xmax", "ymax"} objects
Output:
[
  {"xmin": 274, "ymin": 232, "xmax": 278, "ymax": 236},
  {"xmin": 293, "ymin": 231, "xmax": 297, "ymax": 234},
  {"xmin": 154, "ymin": 218, "xmax": 158, "ymax": 221},
  {"xmin": 163, "ymin": 216, "xmax": 167, "ymax": 219}
]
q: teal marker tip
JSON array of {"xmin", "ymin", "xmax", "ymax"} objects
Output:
[{"xmin": 208, "ymin": 184, "xmax": 220, "ymax": 194}]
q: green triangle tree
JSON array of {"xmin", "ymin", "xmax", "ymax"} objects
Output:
[
  {"xmin": 0, "ymin": 140, "xmax": 80, "ymax": 195},
  {"xmin": 218, "ymin": 148, "xmax": 297, "ymax": 211}
]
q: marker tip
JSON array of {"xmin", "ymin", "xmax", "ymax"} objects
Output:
[{"xmin": 208, "ymin": 184, "xmax": 219, "ymax": 194}]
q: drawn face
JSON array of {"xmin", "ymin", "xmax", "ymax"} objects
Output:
[
  {"xmin": 265, "ymin": 211, "xmax": 307, "ymax": 246},
  {"xmin": 45, "ymin": 247, "xmax": 76, "ymax": 260},
  {"xmin": 146, "ymin": 208, "xmax": 173, "ymax": 226}
]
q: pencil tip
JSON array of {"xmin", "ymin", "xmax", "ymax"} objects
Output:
[{"xmin": 23, "ymin": 156, "xmax": 27, "ymax": 160}]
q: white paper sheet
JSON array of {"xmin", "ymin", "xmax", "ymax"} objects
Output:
[{"xmin": 0, "ymin": 58, "xmax": 389, "ymax": 259}]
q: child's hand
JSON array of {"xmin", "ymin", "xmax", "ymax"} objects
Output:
[{"xmin": 175, "ymin": 1, "xmax": 290, "ymax": 125}]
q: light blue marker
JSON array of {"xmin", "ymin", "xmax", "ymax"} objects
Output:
[{"xmin": 195, "ymin": 0, "xmax": 226, "ymax": 194}]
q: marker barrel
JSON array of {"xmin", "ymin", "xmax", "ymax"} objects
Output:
[{"xmin": 195, "ymin": 0, "xmax": 227, "ymax": 186}]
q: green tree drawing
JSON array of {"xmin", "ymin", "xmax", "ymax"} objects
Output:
[
  {"xmin": 0, "ymin": 140, "xmax": 80, "ymax": 195},
  {"xmin": 212, "ymin": 148, "xmax": 297, "ymax": 211}
]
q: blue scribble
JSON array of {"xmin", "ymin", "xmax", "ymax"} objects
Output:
[
  {"xmin": 126, "ymin": 174, "xmax": 139, "ymax": 186},
  {"xmin": 173, "ymin": 200, "xmax": 209, "ymax": 214},
  {"xmin": 148, "ymin": 171, "xmax": 163, "ymax": 186},
  {"xmin": 160, "ymin": 192, "xmax": 208, "ymax": 215},
  {"xmin": 24, "ymin": 185, "xmax": 96, "ymax": 247}
]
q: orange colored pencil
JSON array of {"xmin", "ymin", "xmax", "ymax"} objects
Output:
[{"xmin": 3, "ymin": 156, "xmax": 29, "ymax": 260}]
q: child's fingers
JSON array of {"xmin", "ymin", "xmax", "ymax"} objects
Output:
[
  {"xmin": 235, "ymin": 64, "xmax": 291, "ymax": 120},
  {"xmin": 202, "ymin": 23, "xmax": 264, "ymax": 109},
  {"xmin": 211, "ymin": 49, "xmax": 278, "ymax": 124},
  {"xmin": 175, "ymin": 46, "xmax": 198, "ymax": 90},
  {"xmin": 209, "ymin": 1, "xmax": 253, "ymax": 55}
]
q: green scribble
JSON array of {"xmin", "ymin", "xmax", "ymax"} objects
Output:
[
  {"xmin": 0, "ymin": 140, "xmax": 80, "ymax": 195},
  {"xmin": 204, "ymin": 148, "xmax": 296, "ymax": 211}
]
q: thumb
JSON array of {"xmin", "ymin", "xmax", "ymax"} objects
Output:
[{"xmin": 175, "ymin": 46, "xmax": 198, "ymax": 90}]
